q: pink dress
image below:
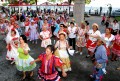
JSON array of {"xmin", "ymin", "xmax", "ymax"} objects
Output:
[
  {"xmin": 112, "ymin": 35, "xmax": 120, "ymax": 56},
  {"xmin": 76, "ymin": 28, "xmax": 86, "ymax": 47}
]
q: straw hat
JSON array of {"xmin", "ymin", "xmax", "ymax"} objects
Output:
[
  {"xmin": 71, "ymin": 18, "xmax": 75, "ymax": 21},
  {"xmin": 97, "ymin": 36, "xmax": 106, "ymax": 44},
  {"xmin": 96, "ymin": 63, "xmax": 102, "ymax": 69},
  {"xmin": 31, "ymin": 20, "xmax": 34, "ymax": 23},
  {"xmin": 58, "ymin": 32, "xmax": 67, "ymax": 38},
  {"xmin": 92, "ymin": 23, "xmax": 99, "ymax": 29}
]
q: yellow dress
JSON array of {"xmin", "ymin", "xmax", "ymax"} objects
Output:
[{"xmin": 54, "ymin": 40, "xmax": 71, "ymax": 72}]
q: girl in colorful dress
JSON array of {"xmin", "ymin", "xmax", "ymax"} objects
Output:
[
  {"xmin": 55, "ymin": 32, "xmax": 72, "ymax": 72},
  {"xmin": 16, "ymin": 35, "xmax": 36, "ymax": 80},
  {"xmin": 101, "ymin": 13, "xmax": 106, "ymax": 25},
  {"xmin": 24, "ymin": 17, "xmax": 30, "ymax": 33},
  {"xmin": 6, "ymin": 28, "xmax": 20, "ymax": 64},
  {"xmin": 111, "ymin": 30, "xmax": 120, "ymax": 61},
  {"xmin": 39, "ymin": 26, "xmax": 51, "ymax": 48},
  {"xmin": 101, "ymin": 28, "xmax": 115, "ymax": 56},
  {"xmin": 76, "ymin": 22, "xmax": 86, "ymax": 55},
  {"xmin": 30, "ymin": 45, "xmax": 67, "ymax": 81},
  {"xmin": 24, "ymin": 17, "xmax": 30, "ymax": 40},
  {"xmin": 29, "ymin": 20, "xmax": 39, "ymax": 44},
  {"xmin": 86, "ymin": 23, "xmax": 101, "ymax": 58}
]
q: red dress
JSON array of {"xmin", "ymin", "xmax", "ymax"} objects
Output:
[
  {"xmin": 112, "ymin": 35, "xmax": 120, "ymax": 56},
  {"xmin": 38, "ymin": 54, "xmax": 63, "ymax": 81},
  {"xmin": 33, "ymin": 17, "xmax": 39, "ymax": 24}
]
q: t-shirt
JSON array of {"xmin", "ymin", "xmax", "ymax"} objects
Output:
[
  {"xmin": 68, "ymin": 26, "xmax": 77, "ymax": 38},
  {"xmin": 112, "ymin": 23, "xmax": 119, "ymax": 30}
]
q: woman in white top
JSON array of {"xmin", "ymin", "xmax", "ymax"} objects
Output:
[
  {"xmin": 86, "ymin": 23, "xmax": 101, "ymax": 57},
  {"xmin": 54, "ymin": 32, "xmax": 72, "ymax": 72},
  {"xmin": 101, "ymin": 28, "xmax": 115, "ymax": 56},
  {"xmin": 67, "ymin": 22, "xmax": 77, "ymax": 50},
  {"xmin": 111, "ymin": 19, "xmax": 119, "ymax": 35},
  {"xmin": 39, "ymin": 26, "xmax": 51, "ymax": 48},
  {"xmin": 6, "ymin": 28, "xmax": 20, "ymax": 64},
  {"xmin": 29, "ymin": 20, "xmax": 39, "ymax": 44}
]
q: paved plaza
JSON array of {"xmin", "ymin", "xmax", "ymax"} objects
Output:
[{"xmin": 0, "ymin": 16, "xmax": 120, "ymax": 81}]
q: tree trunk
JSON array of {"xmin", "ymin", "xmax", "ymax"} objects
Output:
[{"xmin": 73, "ymin": 0, "xmax": 85, "ymax": 26}]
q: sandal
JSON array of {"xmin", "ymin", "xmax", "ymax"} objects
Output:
[
  {"xmin": 30, "ymin": 71, "xmax": 33, "ymax": 77},
  {"xmin": 21, "ymin": 75, "xmax": 26, "ymax": 81}
]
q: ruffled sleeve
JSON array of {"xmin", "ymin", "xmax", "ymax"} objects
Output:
[
  {"xmin": 55, "ymin": 41, "xmax": 59, "ymax": 48},
  {"xmin": 24, "ymin": 44, "xmax": 30, "ymax": 51},
  {"xmin": 55, "ymin": 56, "xmax": 63, "ymax": 67},
  {"xmin": 38, "ymin": 54, "xmax": 45, "ymax": 61}
]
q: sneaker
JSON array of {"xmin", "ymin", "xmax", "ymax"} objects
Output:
[
  {"xmin": 27, "ymin": 38, "xmax": 29, "ymax": 40},
  {"xmin": 90, "ymin": 75, "xmax": 94, "ymax": 78},
  {"xmin": 75, "ymin": 51, "xmax": 79, "ymax": 53},
  {"xmin": 86, "ymin": 55, "xmax": 90, "ymax": 58},
  {"xmin": 35, "ymin": 41, "xmax": 37, "ymax": 44},
  {"xmin": 117, "ymin": 67, "xmax": 120, "ymax": 70},
  {"xmin": 11, "ymin": 61, "xmax": 15, "ymax": 64},
  {"xmin": 32, "ymin": 41, "xmax": 34, "ymax": 44},
  {"xmin": 80, "ymin": 52, "xmax": 82, "ymax": 55}
]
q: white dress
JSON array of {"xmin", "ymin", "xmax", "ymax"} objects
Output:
[
  {"xmin": 29, "ymin": 24, "xmax": 39, "ymax": 40},
  {"xmin": 40, "ymin": 30, "xmax": 51, "ymax": 48},
  {"xmin": 6, "ymin": 29, "xmax": 20, "ymax": 61}
]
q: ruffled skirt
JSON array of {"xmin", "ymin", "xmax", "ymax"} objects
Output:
[
  {"xmin": 16, "ymin": 56, "xmax": 36, "ymax": 72},
  {"xmin": 112, "ymin": 43, "xmax": 120, "ymax": 56},
  {"xmin": 86, "ymin": 39, "xmax": 96, "ymax": 53},
  {"xmin": 54, "ymin": 49, "xmax": 71, "ymax": 72},
  {"xmin": 38, "ymin": 70, "xmax": 60, "ymax": 81},
  {"xmin": 41, "ymin": 39, "xmax": 51, "ymax": 48},
  {"xmin": 6, "ymin": 47, "xmax": 19, "ymax": 61}
]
